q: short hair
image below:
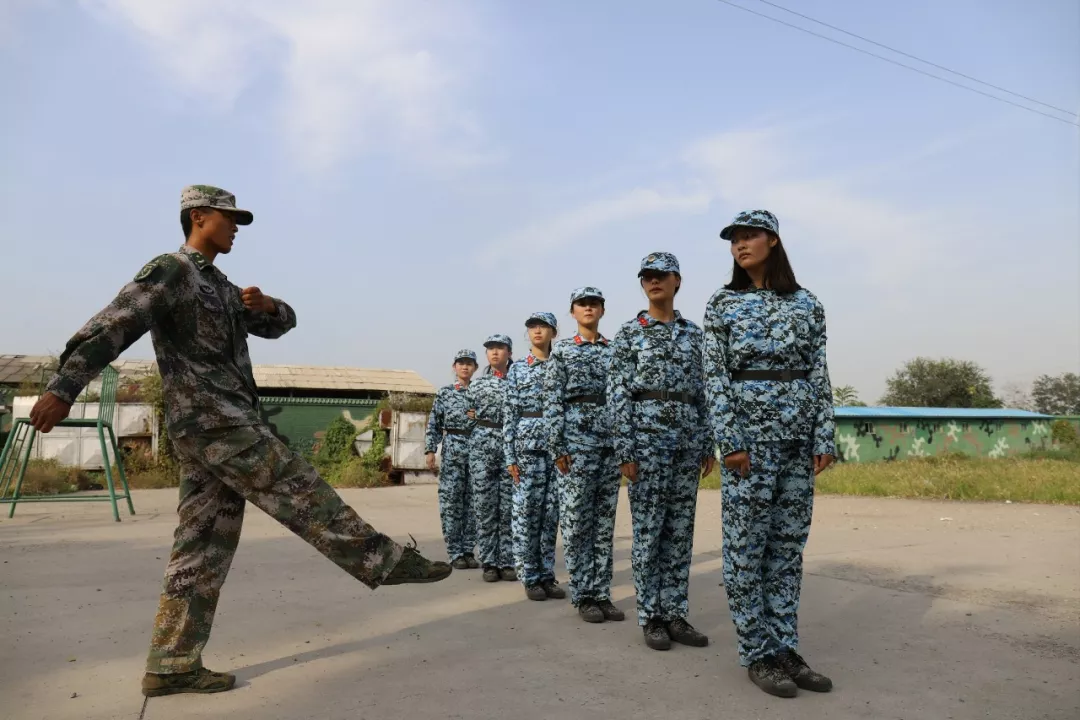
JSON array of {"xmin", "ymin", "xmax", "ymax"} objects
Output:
[{"xmin": 180, "ymin": 207, "xmax": 212, "ymax": 239}]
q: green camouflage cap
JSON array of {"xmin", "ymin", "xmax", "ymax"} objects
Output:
[{"xmin": 180, "ymin": 185, "xmax": 253, "ymax": 225}]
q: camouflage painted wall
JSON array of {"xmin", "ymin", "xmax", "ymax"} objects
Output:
[
  {"xmin": 834, "ymin": 417, "xmax": 1057, "ymax": 463},
  {"xmin": 258, "ymin": 397, "xmax": 378, "ymax": 455}
]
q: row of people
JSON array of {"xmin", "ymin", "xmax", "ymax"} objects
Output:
[{"xmin": 424, "ymin": 209, "xmax": 837, "ymax": 699}]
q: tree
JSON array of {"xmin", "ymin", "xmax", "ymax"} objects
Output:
[
  {"xmin": 879, "ymin": 357, "xmax": 1002, "ymax": 409},
  {"xmin": 999, "ymin": 381, "xmax": 1035, "ymax": 411},
  {"xmin": 1031, "ymin": 373, "xmax": 1080, "ymax": 416},
  {"xmin": 832, "ymin": 385, "xmax": 865, "ymax": 407}
]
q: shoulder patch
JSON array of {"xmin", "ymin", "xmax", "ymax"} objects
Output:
[{"xmin": 133, "ymin": 254, "xmax": 183, "ymax": 283}]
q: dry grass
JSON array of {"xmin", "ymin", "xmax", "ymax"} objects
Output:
[{"xmin": 698, "ymin": 451, "xmax": 1080, "ymax": 505}]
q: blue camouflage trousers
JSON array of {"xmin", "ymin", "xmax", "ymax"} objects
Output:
[
  {"xmin": 627, "ymin": 445, "xmax": 700, "ymax": 626},
  {"xmin": 557, "ymin": 446, "xmax": 621, "ymax": 606},
  {"xmin": 470, "ymin": 428, "xmax": 514, "ymax": 569},
  {"xmin": 512, "ymin": 450, "xmax": 560, "ymax": 586},
  {"xmin": 721, "ymin": 440, "xmax": 815, "ymax": 666},
  {"xmin": 437, "ymin": 435, "xmax": 476, "ymax": 561}
]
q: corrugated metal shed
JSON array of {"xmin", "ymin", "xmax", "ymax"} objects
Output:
[
  {"xmin": 835, "ymin": 406, "xmax": 1052, "ymax": 420},
  {"xmin": 0, "ymin": 355, "xmax": 434, "ymax": 395}
]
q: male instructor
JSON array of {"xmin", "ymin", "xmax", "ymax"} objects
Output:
[{"xmin": 29, "ymin": 185, "xmax": 451, "ymax": 697}]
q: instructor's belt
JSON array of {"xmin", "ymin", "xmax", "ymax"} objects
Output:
[
  {"xmin": 632, "ymin": 390, "xmax": 693, "ymax": 404},
  {"xmin": 567, "ymin": 394, "xmax": 605, "ymax": 404},
  {"xmin": 443, "ymin": 428, "xmax": 472, "ymax": 436},
  {"xmin": 731, "ymin": 369, "xmax": 808, "ymax": 382},
  {"xmin": 475, "ymin": 419, "xmax": 501, "ymax": 429},
  {"xmin": 520, "ymin": 411, "xmax": 543, "ymax": 418}
]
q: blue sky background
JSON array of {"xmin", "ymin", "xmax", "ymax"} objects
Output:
[{"xmin": 2, "ymin": 0, "xmax": 1077, "ymax": 403}]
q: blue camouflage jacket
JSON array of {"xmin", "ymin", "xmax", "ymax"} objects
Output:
[
  {"xmin": 607, "ymin": 310, "xmax": 712, "ymax": 464},
  {"xmin": 465, "ymin": 368, "xmax": 508, "ymax": 438},
  {"xmin": 542, "ymin": 334, "xmax": 613, "ymax": 458},
  {"xmin": 504, "ymin": 354, "xmax": 552, "ymax": 466},
  {"xmin": 702, "ymin": 286, "xmax": 835, "ymax": 457},
  {"xmin": 424, "ymin": 382, "xmax": 475, "ymax": 454}
]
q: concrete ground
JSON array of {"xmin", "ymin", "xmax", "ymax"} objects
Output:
[{"xmin": 1, "ymin": 487, "xmax": 1078, "ymax": 720}]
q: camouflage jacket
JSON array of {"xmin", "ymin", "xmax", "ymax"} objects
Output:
[
  {"xmin": 424, "ymin": 382, "xmax": 475, "ymax": 454},
  {"xmin": 607, "ymin": 310, "xmax": 711, "ymax": 464},
  {"xmin": 542, "ymin": 334, "xmax": 613, "ymax": 457},
  {"xmin": 465, "ymin": 368, "xmax": 508, "ymax": 432},
  {"xmin": 702, "ymin": 286, "xmax": 835, "ymax": 457},
  {"xmin": 45, "ymin": 245, "xmax": 295, "ymax": 439},
  {"xmin": 503, "ymin": 354, "xmax": 553, "ymax": 466}
]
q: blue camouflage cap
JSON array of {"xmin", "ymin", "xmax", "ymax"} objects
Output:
[
  {"xmin": 570, "ymin": 286, "xmax": 605, "ymax": 303},
  {"xmin": 719, "ymin": 209, "xmax": 779, "ymax": 240},
  {"xmin": 638, "ymin": 252, "xmax": 680, "ymax": 276},
  {"xmin": 525, "ymin": 311, "xmax": 558, "ymax": 330},
  {"xmin": 483, "ymin": 334, "xmax": 513, "ymax": 350},
  {"xmin": 453, "ymin": 349, "xmax": 477, "ymax": 363}
]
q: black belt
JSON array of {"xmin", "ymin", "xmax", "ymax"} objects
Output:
[
  {"xmin": 443, "ymin": 428, "xmax": 472, "ymax": 436},
  {"xmin": 732, "ymin": 369, "xmax": 808, "ymax": 382},
  {"xmin": 475, "ymin": 419, "xmax": 501, "ymax": 429},
  {"xmin": 520, "ymin": 411, "xmax": 543, "ymax": 418},
  {"xmin": 632, "ymin": 390, "xmax": 693, "ymax": 404},
  {"xmin": 567, "ymin": 394, "xmax": 605, "ymax": 405}
]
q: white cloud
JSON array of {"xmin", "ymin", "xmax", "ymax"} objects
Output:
[{"xmin": 78, "ymin": 0, "xmax": 489, "ymax": 171}]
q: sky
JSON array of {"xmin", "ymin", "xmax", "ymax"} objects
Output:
[{"xmin": 1, "ymin": 0, "xmax": 1078, "ymax": 404}]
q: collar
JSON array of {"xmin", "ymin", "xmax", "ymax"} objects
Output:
[
  {"xmin": 573, "ymin": 334, "xmax": 608, "ymax": 346},
  {"xmin": 525, "ymin": 353, "xmax": 548, "ymax": 366},
  {"xmin": 454, "ymin": 381, "xmax": 467, "ymax": 391},
  {"xmin": 637, "ymin": 310, "xmax": 685, "ymax": 327},
  {"xmin": 179, "ymin": 245, "xmax": 213, "ymax": 272},
  {"xmin": 490, "ymin": 368, "xmax": 506, "ymax": 379}
]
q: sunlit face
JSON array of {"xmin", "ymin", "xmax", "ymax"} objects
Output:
[
  {"xmin": 639, "ymin": 270, "xmax": 680, "ymax": 302},
  {"xmin": 729, "ymin": 227, "xmax": 777, "ymax": 272},
  {"xmin": 571, "ymin": 298, "xmax": 605, "ymax": 329},
  {"xmin": 526, "ymin": 322, "xmax": 556, "ymax": 350},
  {"xmin": 486, "ymin": 345, "xmax": 510, "ymax": 367},
  {"xmin": 453, "ymin": 360, "xmax": 477, "ymax": 383},
  {"xmin": 191, "ymin": 208, "xmax": 239, "ymax": 254}
]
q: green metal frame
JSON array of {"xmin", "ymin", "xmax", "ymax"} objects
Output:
[{"xmin": 0, "ymin": 365, "xmax": 135, "ymax": 522}]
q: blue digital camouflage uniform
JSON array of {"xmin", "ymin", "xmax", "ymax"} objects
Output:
[
  {"xmin": 505, "ymin": 316, "xmax": 561, "ymax": 588},
  {"xmin": 543, "ymin": 291, "xmax": 620, "ymax": 608},
  {"xmin": 608, "ymin": 254, "xmax": 713, "ymax": 626},
  {"xmin": 707, "ymin": 209, "xmax": 836, "ymax": 666},
  {"xmin": 468, "ymin": 336, "xmax": 515, "ymax": 571},
  {"xmin": 425, "ymin": 350, "xmax": 478, "ymax": 563}
]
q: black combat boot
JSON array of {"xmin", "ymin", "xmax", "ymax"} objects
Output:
[
  {"xmin": 451, "ymin": 557, "xmax": 470, "ymax": 570},
  {"xmin": 526, "ymin": 584, "xmax": 548, "ymax": 601},
  {"xmin": 541, "ymin": 579, "xmax": 566, "ymax": 599},
  {"xmin": 596, "ymin": 599, "xmax": 625, "ymax": 621},
  {"xmin": 482, "ymin": 566, "xmax": 501, "ymax": 582},
  {"xmin": 643, "ymin": 617, "xmax": 671, "ymax": 651},
  {"xmin": 666, "ymin": 618, "xmax": 708, "ymax": 647},
  {"xmin": 464, "ymin": 554, "xmax": 480, "ymax": 569},
  {"xmin": 500, "ymin": 567, "xmax": 517, "ymax": 581},
  {"xmin": 748, "ymin": 655, "xmax": 798, "ymax": 698},
  {"xmin": 577, "ymin": 598, "xmax": 605, "ymax": 623},
  {"xmin": 142, "ymin": 668, "xmax": 236, "ymax": 697},
  {"xmin": 778, "ymin": 649, "xmax": 833, "ymax": 692},
  {"xmin": 382, "ymin": 544, "xmax": 453, "ymax": 585}
]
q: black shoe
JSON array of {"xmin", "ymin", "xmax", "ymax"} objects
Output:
[
  {"xmin": 141, "ymin": 668, "xmax": 236, "ymax": 697},
  {"xmin": 748, "ymin": 655, "xmax": 798, "ymax": 698},
  {"xmin": 778, "ymin": 649, "xmax": 833, "ymax": 692},
  {"xmin": 643, "ymin": 617, "xmax": 671, "ymax": 651},
  {"xmin": 596, "ymin": 599, "xmax": 625, "ymax": 621},
  {"xmin": 451, "ymin": 557, "xmax": 470, "ymax": 570},
  {"xmin": 526, "ymin": 584, "xmax": 548, "ymax": 601},
  {"xmin": 541, "ymin": 579, "xmax": 566, "ymax": 599},
  {"xmin": 500, "ymin": 567, "xmax": 517, "ymax": 581},
  {"xmin": 666, "ymin": 618, "xmax": 708, "ymax": 647},
  {"xmin": 482, "ymin": 566, "xmax": 501, "ymax": 583},
  {"xmin": 578, "ymin": 599, "xmax": 605, "ymax": 624},
  {"xmin": 381, "ymin": 542, "xmax": 453, "ymax": 585},
  {"xmin": 464, "ymin": 554, "xmax": 480, "ymax": 569}
]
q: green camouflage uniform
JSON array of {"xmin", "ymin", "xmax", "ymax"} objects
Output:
[{"xmin": 44, "ymin": 186, "xmax": 405, "ymax": 675}]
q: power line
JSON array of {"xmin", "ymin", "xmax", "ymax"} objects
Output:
[
  {"xmin": 714, "ymin": 0, "xmax": 1080, "ymax": 128},
  {"xmin": 751, "ymin": 0, "xmax": 1077, "ymax": 117}
]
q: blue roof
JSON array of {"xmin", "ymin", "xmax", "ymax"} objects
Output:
[{"xmin": 834, "ymin": 406, "xmax": 1053, "ymax": 420}]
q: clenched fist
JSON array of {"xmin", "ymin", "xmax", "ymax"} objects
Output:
[{"xmin": 241, "ymin": 287, "xmax": 276, "ymax": 313}]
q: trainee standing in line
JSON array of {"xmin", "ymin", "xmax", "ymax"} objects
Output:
[
  {"xmin": 506, "ymin": 312, "xmax": 566, "ymax": 602},
  {"xmin": 608, "ymin": 252, "xmax": 716, "ymax": 651},
  {"xmin": 544, "ymin": 287, "xmax": 625, "ymax": 624},
  {"xmin": 468, "ymin": 335, "xmax": 517, "ymax": 582},
  {"xmin": 704, "ymin": 210, "xmax": 835, "ymax": 698},
  {"xmin": 425, "ymin": 349, "xmax": 481, "ymax": 570}
]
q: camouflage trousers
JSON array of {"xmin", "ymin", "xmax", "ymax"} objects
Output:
[
  {"xmin": 437, "ymin": 435, "xmax": 476, "ymax": 561},
  {"xmin": 627, "ymin": 445, "xmax": 700, "ymax": 626},
  {"xmin": 470, "ymin": 428, "xmax": 514, "ymax": 569},
  {"xmin": 721, "ymin": 440, "xmax": 814, "ymax": 666},
  {"xmin": 511, "ymin": 450, "xmax": 559, "ymax": 587},
  {"xmin": 146, "ymin": 423, "xmax": 404, "ymax": 675},
  {"xmin": 557, "ymin": 446, "xmax": 620, "ymax": 606}
]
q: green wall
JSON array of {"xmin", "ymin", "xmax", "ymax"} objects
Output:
[
  {"xmin": 258, "ymin": 397, "xmax": 378, "ymax": 455},
  {"xmin": 835, "ymin": 417, "xmax": 1058, "ymax": 463}
]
